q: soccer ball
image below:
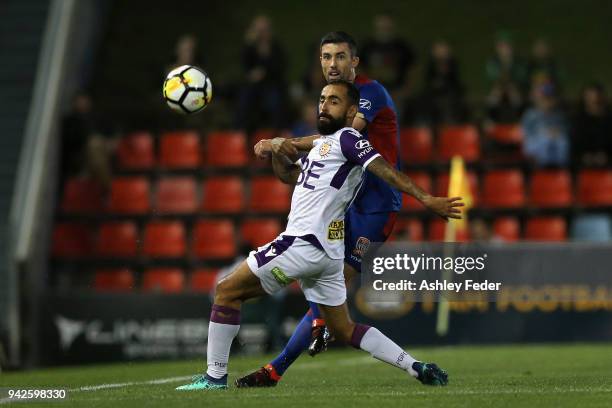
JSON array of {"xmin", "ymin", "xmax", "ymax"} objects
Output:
[{"xmin": 163, "ymin": 65, "xmax": 212, "ymax": 114}]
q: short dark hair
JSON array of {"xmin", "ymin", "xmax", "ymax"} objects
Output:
[
  {"xmin": 327, "ymin": 80, "xmax": 360, "ymax": 107},
  {"xmin": 320, "ymin": 31, "xmax": 358, "ymax": 57}
]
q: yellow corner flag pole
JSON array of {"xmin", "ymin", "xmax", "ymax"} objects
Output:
[{"xmin": 436, "ymin": 156, "xmax": 472, "ymax": 336}]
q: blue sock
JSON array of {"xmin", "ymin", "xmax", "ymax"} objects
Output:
[
  {"xmin": 308, "ymin": 301, "xmax": 321, "ymax": 319},
  {"xmin": 270, "ymin": 309, "xmax": 313, "ymax": 375}
]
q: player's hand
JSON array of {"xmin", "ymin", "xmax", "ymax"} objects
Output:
[
  {"xmin": 422, "ymin": 196, "xmax": 464, "ymax": 220},
  {"xmin": 271, "ymin": 137, "xmax": 298, "ymax": 157},
  {"xmin": 254, "ymin": 139, "xmax": 272, "ymax": 159}
]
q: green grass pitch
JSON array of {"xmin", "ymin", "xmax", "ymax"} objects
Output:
[{"xmin": 1, "ymin": 344, "xmax": 611, "ymax": 407}]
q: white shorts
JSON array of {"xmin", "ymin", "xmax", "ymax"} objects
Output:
[{"xmin": 246, "ymin": 235, "xmax": 346, "ymax": 307}]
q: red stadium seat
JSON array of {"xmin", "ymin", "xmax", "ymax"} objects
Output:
[
  {"xmin": 400, "ymin": 127, "xmax": 433, "ymax": 164},
  {"xmin": 482, "ymin": 169, "xmax": 525, "ymax": 208},
  {"xmin": 390, "ymin": 218, "xmax": 424, "ymax": 242},
  {"xmin": 143, "ymin": 221, "xmax": 186, "ymax": 257},
  {"xmin": 402, "ymin": 171, "xmax": 432, "ymax": 211},
  {"xmin": 435, "ymin": 171, "xmax": 480, "ymax": 207},
  {"xmin": 485, "ymin": 124, "xmax": 523, "ymax": 145},
  {"xmin": 577, "ymin": 169, "xmax": 612, "ymax": 206},
  {"xmin": 159, "ymin": 131, "xmax": 201, "ymax": 169},
  {"xmin": 249, "ymin": 176, "xmax": 291, "ymax": 213},
  {"xmin": 51, "ymin": 223, "xmax": 93, "ymax": 258},
  {"xmin": 95, "ymin": 222, "xmax": 139, "ymax": 257},
  {"xmin": 530, "ymin": 169, "xmax": 572, "ymax": 208},
  {"xmin": 191, "ymin": 269, "xmax": 219, "ymax": 292},
  {"xmin": 116, "ymin": 131, "xmax": 155, "ymax": 170},
  {"xmin": 241, "ymin": 218, "xmax": 282, "ymax": 248},
  {"xmin": 193, "ymin": 219, "xmax": 236, "ymax": 259},
  {"xmin": 60, "ymin": 177, "xmax": 105, "ymax": 214},
  {"xmin": 202, "ymin": 176, "xmax": 244, "ymax": 213},
  {"xmin": 437, "ymin": 125, "xmax": 480, "ymax": 162},
  {"xmin": 493, "ymin": 217, "xmax": 520, "ymax": 242},
  {"xmin": 143, "ymin": 268, "xmax": 185, "ymax": 293},
  {"xmin": 525, "ymin": 217, "xmax": 567, "ymax": 241},
  {"xmin": 94, "ymin": 269, "xmax": 135, "ymax": 292},
  {"xmin": 108, "ymin": 177, "xmax": 150, "ymax": 214},
  {"xmin": 428, "ymin": 218, "xmax": 468, "ymax": 242},
  {"xmin": 204, "ymin": 131, "xmax": 248, "ymax": 167},
  {"xmin": 155, "ymin": 177, "xmax": 198, "ymax": 214}
]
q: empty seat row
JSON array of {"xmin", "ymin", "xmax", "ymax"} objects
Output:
[
  {"xmin": 94, "ymin": 268, "xmax": 217, "ymax": 293},
  {"xmin": 61, "ymin": 175, "xmax": 291, "ymax": 214},
  {"xmin": 116, "ymin": 130, "xmax": 283, "ymax": 170},
  {"xmin": 52, "ymin": 218, "xmax": 282, "ymax": 259},
  {"xmin": 400, "ymin": 124, "xmax": 523, "ymax": 164},
  {"xmin": 390, "ymin": 214, "xmax": 612, "ymax": 242},
  {"xmin": 403, "ymin": 169, "xmax": 612, "ymax": 210}
]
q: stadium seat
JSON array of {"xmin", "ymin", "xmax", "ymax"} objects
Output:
[
  {"xmin": 192, "ymin": 219, "xmax": 236, "ymax": 259},
  {"xmin": 201, "ymin": 176, "xmax": 244, "ymax": 213},
  {"xmin": 577, "ymin": 169, "xmax": 612, "ymax": 206},
  {"xmin": 493, "ymin": 217, "xmax": 520, "ymax": 242},
  {"xmin": 60, "ymin": 177, "xmax": 105, "ymax": 214},
  {"xmin": 402, "ymin": 171, "xmax": 432, "ymax": 210},
  {"xmin": 155, "ymin": 176, "xmax": 198, "ymax": 214},
  {"xmin": 435, "ymin": 171, "xmax": 480, "ymax": 207},
  {"xmin": 485, "ymin": 123, "xmax": 523, "ymax": 145},
  {"xmin": 204, "ymin": 131, "xmax": 248, "ymax": 167},
  {"xmin": 143, "ymin": 221, "xmax": 186, "ymax": 257},
  {"xmin": 159, "ymin": 131, "xmax": 201, "ymax": 169},
  {"xmin": 241, "ymin": 218, "xmax": 282, "ymax": 247},
  {"xmin": 390, "ymin": 218, "xmax": 423, "ymax": 242},
  {"xmin": 437, "ymin": 125, "xmax": 480, "ymax": 162},
  {"xmin": 428, "ymin": 218, "xmax": 468, "ymax": 242},
  {"xmin": 51, "ymin": 223, "xmax": 93, "ymax": 258},
  {"xmin": 142, "ymin": 268, "xmax": 185, "ymax": 293},
  {"xmin": 482, "ymin": 169, "xmax": 525, "ymax": 208},
  {"xmin": 93, "ymin": 269, "xmax": 135, "ymax": 292},
  {"xmin": 249, "ymin": 176, "xmax": 291, "ymax": 213},
  {"xmin": 400, "ymin": 127, "xmax": 433, "ymax": 164},
  {"xmin": 525, "ymin": 217, "xmax": 567, "ymax": 241},
  {"xmin": 95, "ymin": 222, "xmax": 139, "ymax": 257},
  {"xmin": 116, "ymin": 131, "xmax": 155, "ymax": 170},
  {"xmin": 571, "ymin": 214, "xmax": 612, "ymax": 242},
  {"xmin": 108, "ymin": 177, "xmax": 150, "ymax": 214},
  {"xmin": 530, "ymin": 169, "xmax": 572, "ymax": 208},
  {"xmin": 191, "ymin": 269, "xmax": 219, "ymax": 292}
]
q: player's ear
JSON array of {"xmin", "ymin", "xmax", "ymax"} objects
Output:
[
  {"xmin": 352, "ymin": 55, "xmax": 360, "ymax": 68},
  {"xmin": 348, "ymin": 104, "xmax": 358, "ymax": 119}
]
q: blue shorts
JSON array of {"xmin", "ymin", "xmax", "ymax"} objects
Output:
[{"xmin": 344, "ymin": 208, "xmax": 398, "ymax": 272}]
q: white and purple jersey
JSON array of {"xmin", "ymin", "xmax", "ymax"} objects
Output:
[{"xmin": 284, "ymin": 127, "xmax": 381, "ymax": 260}]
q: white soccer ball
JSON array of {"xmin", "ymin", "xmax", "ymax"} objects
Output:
[{"xmin": 162, "ymin": 65, "xmax": 212, "ymax": 114}]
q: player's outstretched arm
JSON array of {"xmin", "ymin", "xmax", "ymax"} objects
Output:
[
  {"xmin": 254, "ymin": 135, "xmax": 320, "ymax": 159},
  {"xmin": 271, "ymin": 139, "xmax": 300, "ymax": 185},
  {"xmin": 366, "ymin": 156, "xmax": 464, "ymax": 220}
]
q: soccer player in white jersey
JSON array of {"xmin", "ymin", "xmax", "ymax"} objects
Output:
[{"xmin": 176, "ymin": 81, "xmax": 463, "ymax": 391}]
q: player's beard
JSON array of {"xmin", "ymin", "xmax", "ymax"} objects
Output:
[{"xmin": 317, "ymin": 113, "xmax": 345, "ymax": 135}]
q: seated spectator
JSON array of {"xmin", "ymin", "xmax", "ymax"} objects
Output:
[
  {"xmin": 235, "ymin": 15, "xmax": 287, "ymax": 133},
  {"xmin": 526, "ymin": 38, "xmax": 562, "ymax": 91},
  {"xmin": 485, "ymin": 80, "xmax": 524, "ymax": 123},
  {"xmin": 61, "ymin": 91, "xmax": 117, "ymax": 189},
  {"xmin": 164, "ymin": 34, "xmax": 205, "ymax": 73},
  {"xmin": 571, "ymin": 83, "xmax": 612, "ymax": 167},
  {"xmin": 419, "ymin": 40, "xmax": 468, "ymax": 124},
  {"xmin": 521, "ymin": 82, "xmax": 569, "ymax": 166},
  {"xmin": 360, "ymin": 13, "xmax": 416, "ymax": 98}
]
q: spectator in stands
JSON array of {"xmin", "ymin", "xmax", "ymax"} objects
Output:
[
  {"xmin": 571, "ymin": 83, "xmax": 612, "ymax": 167},
  {"xmin": 521, "ymin": 82, "xmax": 569, "ymax": 166},
  {"xmin": 526, "ymin": 38, "xmax": 562, "ymax": 92},
  {"xmin": 485, "ymin": 33, "xmax": 527, "ymax": 123},
  {"xmin": 165, "ymin": 34, "xmax": 205, "ymax": 73},
  {"xmin": 470, "ymin": 218, "xmax": 503, "ymax": 242},
  {"xmin": 420, "ymin": 40, "xmax": 468, "ymax": 124},
  {"xmin": 235, "ymin": 15, "xmax": 287, "ymax": 133},
  {"xmin": 291, "ymin": 99, "xmax": 318, "ymax": 137},
  {"xmin": 61, "ymin": 91, "xmax": 117, "ymax": 189},
  {"xmin": 360, "ymin": 13, "xmax": 416, "ymax": 98}
]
